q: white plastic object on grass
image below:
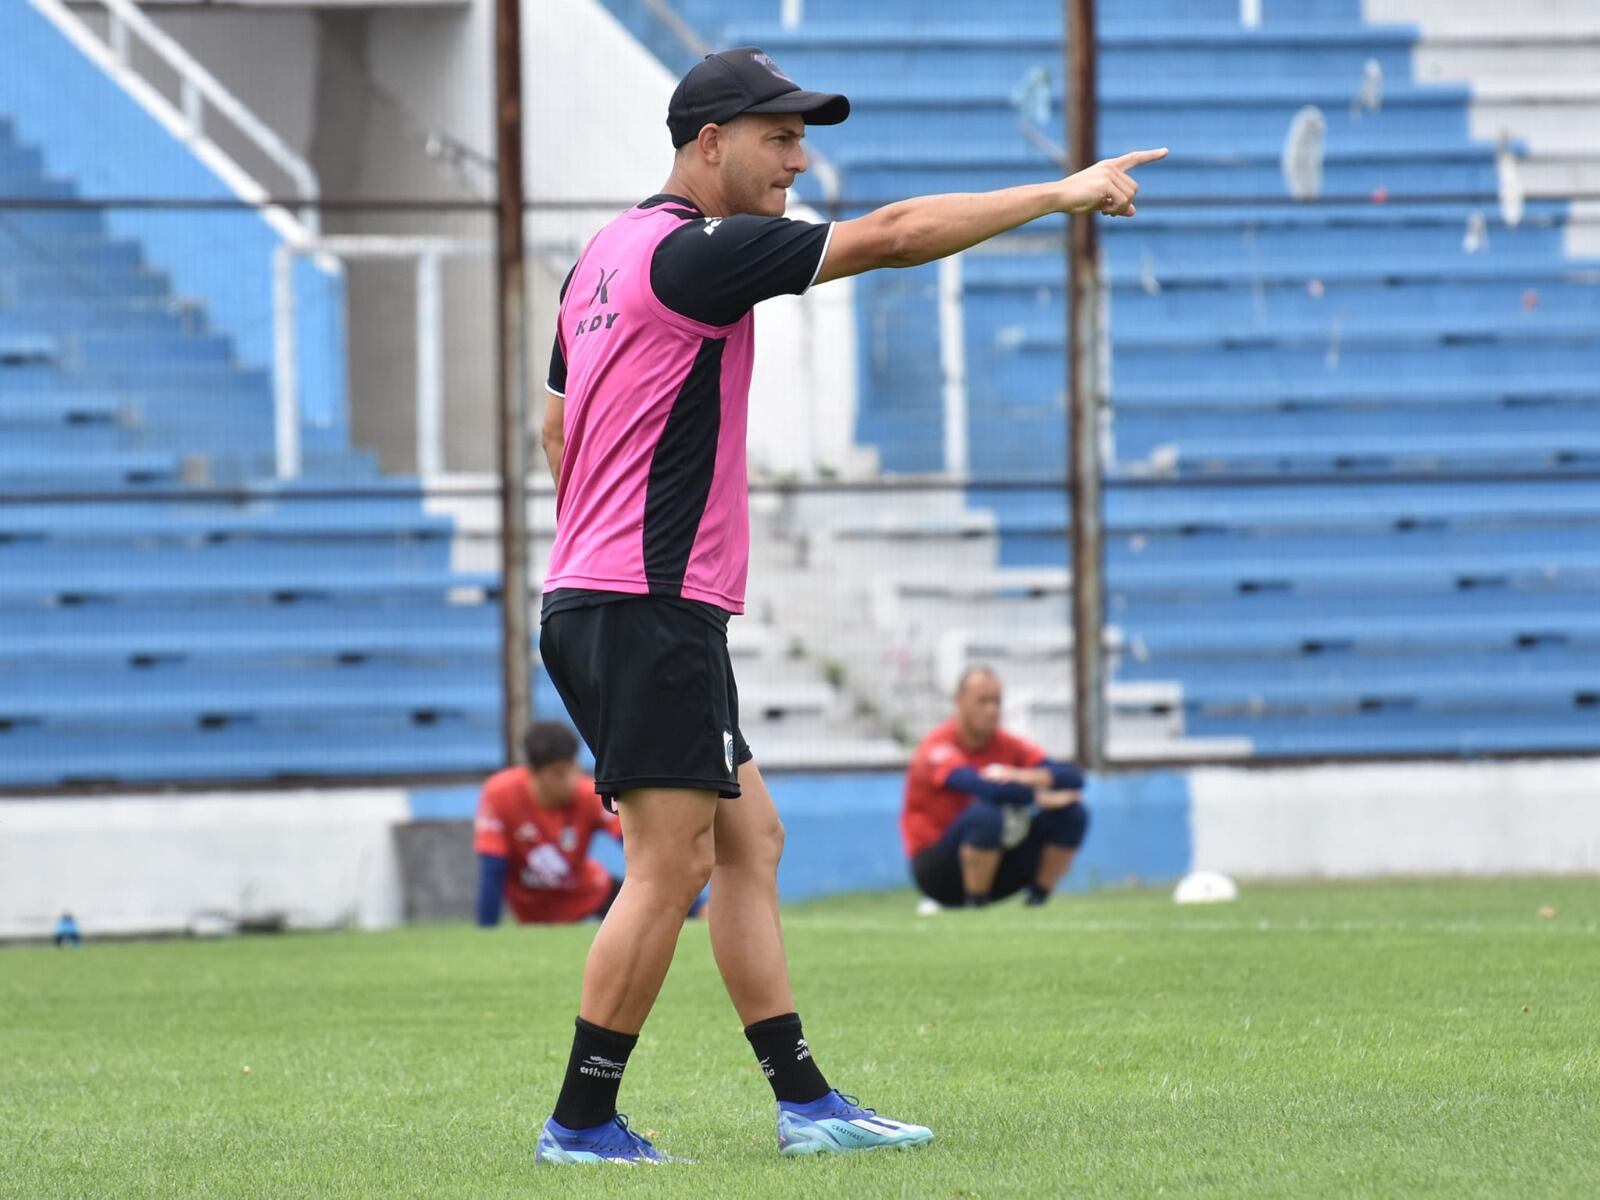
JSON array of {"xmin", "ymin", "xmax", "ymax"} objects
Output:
[
  {"xmin": 916, "ymin": 897, "xmax": 943, "ymax": 917},
  {"xmin": 1173, "ymin": 871, "xmax": 1239, "ymax": 905}
]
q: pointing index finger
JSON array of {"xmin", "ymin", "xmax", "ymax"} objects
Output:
[{"xmin": 1112, "ymin": 147, "xmax": 1170, "ymax": 171}]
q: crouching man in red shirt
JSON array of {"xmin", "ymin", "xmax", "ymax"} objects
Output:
[
  {"xmin": 901, "ymin": 668, "xmax": 1089, "ymax": 909},
  {"xmin": 475, "ymin": 723, "xmax": 623, "ymax": 926}
]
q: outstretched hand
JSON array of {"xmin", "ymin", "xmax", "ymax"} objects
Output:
[{"xmin": 1063, "ymin": 147, "xmax": 1169, "ymax": 218}]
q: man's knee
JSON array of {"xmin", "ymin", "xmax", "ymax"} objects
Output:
[
  {"xmin": 958, "ymin": 803, "xmax": 1006, "ymax": 851},
  {"xmin": 1035, "ymin": 801, "xmax": 1089, "ymax": 848},
  {"xmin": 630, "ymin": 822, "xmax": 716, "ymax": 907},
  {"xmin": 755, "ymin": 815, "xmax": 785, "ymax": 870},
  {"xmin": 717, "ymin": 812, "xmax": 785, "ymax": 874},
  {"xmin": 683, "ymin": 827, "xmax": 718, "ymax": 895}
]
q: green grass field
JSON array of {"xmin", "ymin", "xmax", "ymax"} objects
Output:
[{"xmin": 4, "ymin": 880, "xmax": 1596, "ymax": 1199}]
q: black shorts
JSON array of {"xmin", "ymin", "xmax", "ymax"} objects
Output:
[
  {"xmin": 539, "ymin": 592, "xmax": 751, "ymax": 801},
  {"xmin": 911, "ymin": 839, "xmax": 1046, "ymax": 907},
  {"xmin": 910, "ymin": 803, "xmax": 1090, "ymax": 906}
]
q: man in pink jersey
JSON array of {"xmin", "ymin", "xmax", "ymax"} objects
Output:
[{"xmin": 534, "ymin": 46, "xmax": 1166, "ymax": 1166}]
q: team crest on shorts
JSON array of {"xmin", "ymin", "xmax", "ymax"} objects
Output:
[{"xmin": 723, "ymin": 730, "xmax": 734, "ymax": 774}]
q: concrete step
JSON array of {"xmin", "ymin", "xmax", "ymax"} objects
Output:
[
  {"xmin": 1520, "ymin": 156, "xmax": 1600, "ymax": 198},
  {"xmin": 1370, "ymin": 0, "xmax": 1600, "ymax": 40},
  {"xmin": 1411, "ymin": 39, "xmax": 1600, "ymax": 84}
]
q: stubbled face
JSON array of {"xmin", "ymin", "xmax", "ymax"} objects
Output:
[
  {"xmin": 532, "ymin": 759, "xmax": 578, "ymax": 808},
  {"xmin": 716, "ymin": 114, "xmax": 808, "ymax": 216},
  {"xmin": 956, "ymin": 673, "xmax": 1003, "ymax": 744}
]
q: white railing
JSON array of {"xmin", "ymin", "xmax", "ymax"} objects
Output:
[
  {"xmin": 273, "ymin": 236, "xmax": 494, "ymax": 480},
  {"xmin": 28, "ymin": 0, "xmax": 320, "ymax": 237}
]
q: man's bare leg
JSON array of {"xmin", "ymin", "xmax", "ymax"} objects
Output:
[
  {"xmin": 705, "ymin": 760, "xmax": 835, "ymax": 1108},
  {"xmin": 1033, "ymin": 844, "xmax": 1078, "ymax": 896},
  {"xmin": 547, "ymin": 787, "xmax": 716, "ymax": 1137},
  {"xmin": 706, "ymin": 760, "xmax": 794, "ymax": 1024},
  {"xmin": 579, "ymin": 787, "xmax": 717, "ymax": 1033},
  {"xmin": 958, "ymin": 843, "xmax": 1002, "ymax": 898}
]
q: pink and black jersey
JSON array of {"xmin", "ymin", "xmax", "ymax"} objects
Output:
[{"xmin": 544, "ymin": 195, "xmax": 832, "ymax": 614}]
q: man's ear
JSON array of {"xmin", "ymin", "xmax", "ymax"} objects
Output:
[{"xmin": 697, "ymin": 122, "xmax": 726, "ymax": 165}]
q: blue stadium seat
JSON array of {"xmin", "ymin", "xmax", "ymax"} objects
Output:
[
  {"xmin": 0, "ymin": 724, "xmax": 503, "ymax": 786},
  {"xmin": 1, "ymin": 92, "xmax": 503, "ymax": 784},
  {"xmin": 1103, "ymin": 480, "xmax": 1600, "ymax": 531},
  {"xmin": 0, "ymin": 448, "xmax": 182, "ymax": 486},
  {"xmin": 1124, "ymin": 605, "xmax": 1600, "ymax": 659},
  {"xmin": 1179, "ymin": 711, "xmax": 1600, "ymax": 757},
  {"xmin": 0, "ymin": 565, "xmax": 497, "ymax": 604}
]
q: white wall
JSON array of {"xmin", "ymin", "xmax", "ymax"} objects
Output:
[
  {"xmin": 0, "ymin": 791, "xmax": 410, "ymax": 939},
  {"xmin": 1190, "ymin": 759, "xmax": 1600, "ymax": 879},
  {"xmin": 141, "ymin": 6, "xmax": 323, "ymax": 194},
  {"xmin": 134, "ymin": 2, "xmax": 497, "ymax": 471}
]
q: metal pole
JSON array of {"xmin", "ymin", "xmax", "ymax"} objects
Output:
[
  {"xmin": 1065, "ymin": 0, "xmax": 1106, "ymax": 768},
  {"xmin": 496, "ymin": 0, "xmax": 533, "ymax": 762}
]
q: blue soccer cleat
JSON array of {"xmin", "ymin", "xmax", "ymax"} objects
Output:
[
  {"xmin": 534, "ymin": 1113, "xmax": 687, "ymax": 1165},
  {"xmin": 776, "ymin": 1090, "xmax": 934, "ymax": 1156}
]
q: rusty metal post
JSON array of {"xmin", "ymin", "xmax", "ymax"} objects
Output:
[
  {"xmin": 1065, "ymin": 0, "xmax": 1106, "ymax": 768},
  {"xmin": 496, "ymin": 0, "xmax": 532, "ymax": 762}
]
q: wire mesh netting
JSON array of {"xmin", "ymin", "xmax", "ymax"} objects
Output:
[{"xmin": 4, "ymin": 0, "xmax": 1599, "ymax": 790}]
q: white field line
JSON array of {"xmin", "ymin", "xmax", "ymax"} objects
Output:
[{"xmin": 784, "ymin": 915, "xmax": 1600, "ymax": 937}]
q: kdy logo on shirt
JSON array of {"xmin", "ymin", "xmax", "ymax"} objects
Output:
[
  {"xmin": 588, "ymin": 266, "xmax": 617, "ymax": 306},
  {"xmin": 573, "ymin": 264, "xmax": 620, "ymax": 340}
]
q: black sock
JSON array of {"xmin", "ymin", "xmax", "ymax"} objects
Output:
[
  {"xmin": 1025, "ymin": 884, "xmax": 1050, "ymax": 906},
  {"xmin": 744, "ymin": 1011, "xmax": 831, "ymax": 1104},
  {"xmin": 552, "ymin": 1016, "xmax": 638, "ymax": 1130},
  {"xmin": 964, "ymin": 891, "xmax": 991, "ymax": 908}
]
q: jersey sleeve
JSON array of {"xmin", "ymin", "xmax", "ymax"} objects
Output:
[
  {"xmin": 473, "ymin": 781, "xmax": 509, "ymax": 857},
  {"xmin": 547, "ymin": 335, "xmax": 567, "ymax": 398},
  {"xmin": 650, "ymin": 215, "xmax": 833, "ymax": 327},
  {"xmin": 914, "ymin": 737, "xmax": 968, "ymax": 790},
  {"xmin": 546, "ymin": 263, "xmax": 577, "ymax": 396}
]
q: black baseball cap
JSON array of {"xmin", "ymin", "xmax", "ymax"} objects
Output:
[{"xmin": 667, "ymin": 47, "xmax": 850, "ymax": 148}]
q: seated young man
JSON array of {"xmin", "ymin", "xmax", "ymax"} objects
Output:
[
  {"xmin": 475, "ymin": 722, "xmax": 623, "ymax": 926},
  {"xmin": 902, "ymin": 667, "xmax": 1089, "ymax": 909}
]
